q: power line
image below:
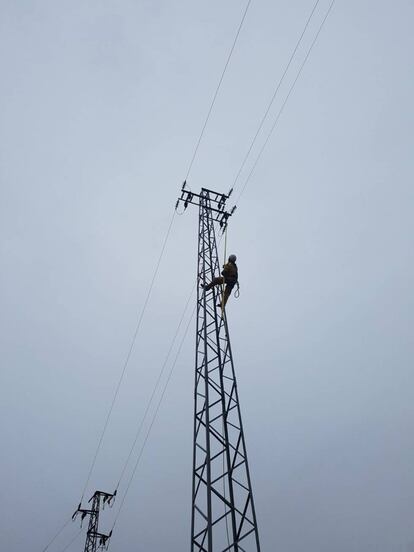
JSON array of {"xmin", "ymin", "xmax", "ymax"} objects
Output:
[
  {"xmin": 41, "ymin": 518, "xmax": 71, "ymax": 552},
  {"xmin": 235, "ymin": 0, "xmax": 336, "ymax": 205},
  {"xmin": 80, "ymin": 209, "xmax": 176, "ymax": 501},
  {"xmin": 59, "ymin": 529, "xmax": 82, "ymax": 552},
  {"xmin": 185, "ymin": 0, "xmax": 252, "ymax": 181},
  {"xmin": 232, "ymin": 0, "xmax": 321, "ymax": 189},
  {"xmin": 111, "ymin": 301, "xmax": 197, "ymax": 530},
  {"xmin": 114, "ymin": 282, "xmax": 196, "ymax": 490}
]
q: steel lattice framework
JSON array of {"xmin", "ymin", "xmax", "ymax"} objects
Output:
[
  {"xmin": 73, "ymin": 490, "xmax": 115, "ymax": 552},
  {"xmin": 177, "ymin": 185, "xmax": 260, "ymax": 552}
]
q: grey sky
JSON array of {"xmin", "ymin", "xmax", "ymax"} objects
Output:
[{"xmin": 1, "ymin": 1, "xmax": 413, "ymax": 551}]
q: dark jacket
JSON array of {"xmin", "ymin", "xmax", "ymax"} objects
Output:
[{"xmin": 221, "ymin": 261, "xmax": 238, "ymax": 285}]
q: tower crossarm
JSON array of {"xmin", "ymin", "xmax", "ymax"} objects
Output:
[{"xmin": 175, "ymin": 183, "xmax": 236, "ymax": 228}]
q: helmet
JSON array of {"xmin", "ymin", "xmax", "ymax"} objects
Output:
[{"xmin": 228, "ymin": 254, "xmax": 237, "ymax": 263}]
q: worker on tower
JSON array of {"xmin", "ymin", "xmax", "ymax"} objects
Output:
[{"xmin": 202, "ymin": 254, "xmax": 238, "ymax": 308}]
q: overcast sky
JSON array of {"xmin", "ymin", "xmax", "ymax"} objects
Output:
[{"xmin": 1, "ymin": 1, "xmax": 414, "ymax": 551}]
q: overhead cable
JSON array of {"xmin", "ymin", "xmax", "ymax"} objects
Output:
[
  {"xmin": 59, "ymin": 529, "xmax": 82, "ymax": 552},
  {"xmin": 232, "ymin": 0, "xmax": 321, "ymax": 190},
  {"xmin": 114, "ymin": 282, "xmax": 196, "ymax": 490},
  {"xmin": 235, "ymin": 0, "xmax": 336, "ymax": 205},
  {"xmin": 80, "ymin": 209, "xmax": 176, "ymax": 501},
  {"xmin": 41, "ymin": 518, "xmax": 71, "ymax": 552},
  {"xmin": 185, "ymin": 0, "xmax": 252, "ymax": 181},
  {"xmin": 111, "ymin": 301, "xmax": 197, "ymax": 530}
]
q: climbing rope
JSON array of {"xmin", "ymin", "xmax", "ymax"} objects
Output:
[
  {"xmin": 221, "ymin": 224, "xmax": 228, "ymax": 312},
  {"xmin": 234, "ymin": 283, "xmax": 240, "ymax": 299}
]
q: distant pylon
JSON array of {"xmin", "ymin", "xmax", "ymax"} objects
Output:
[
  {"xmin": 72, "ymin": 490, "xmax": 116, "ymax": 552},
  {"xmin": 176, "ymin": 185, "xmax": 261, "ymax": 551}
]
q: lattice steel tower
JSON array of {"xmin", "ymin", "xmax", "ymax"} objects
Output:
[
  {"xmin": 72, "ymin": 490, "xmax": 115, "ymax": 552},
  {"xmin": 176, "ymin": 184, "xmax": 261, "ymax": 552}
]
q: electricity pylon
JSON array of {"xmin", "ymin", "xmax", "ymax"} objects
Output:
[
  {"xmin": 176, "ymin": 184, "xmax": 261, "ymax": 552},
  {"xmin": 72, "ymin": 490, "xmax": 116, "ymax": 552}
]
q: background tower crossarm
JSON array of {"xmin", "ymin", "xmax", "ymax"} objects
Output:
[{"xmin": 72, "ymin": 490, "xmax": 116, "ymax": 552}]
